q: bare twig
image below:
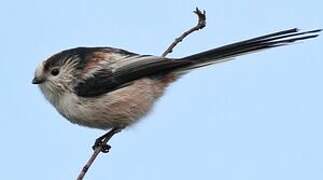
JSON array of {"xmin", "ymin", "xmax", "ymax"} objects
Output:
[
  {"xmin": 161, "ymin": 7, "xmax": 206, "ymax": 57},
  {"xmin": 76, "ymin": 128, "xmax": 122, "ymax": 180},
  {"xmin": 76, "ymin": 7, "xmax": 207, "ymax": 180}
]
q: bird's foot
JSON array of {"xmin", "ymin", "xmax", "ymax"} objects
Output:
[
  {"xmin": 91, "ymin": 127, "xmax": 123, "ymax": 153},
  {"xmin": 92, "ymin": 137, "xmax": 111, "ymax": 153}
]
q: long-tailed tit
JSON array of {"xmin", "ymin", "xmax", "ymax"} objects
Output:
[{"xmin": 32, "ymin": 28, "xmax": 320, "ymax": 131}]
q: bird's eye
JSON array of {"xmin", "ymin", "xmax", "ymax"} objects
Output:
[{"xmin": 51, "ymin": 68, "xmax": 60, "ymax": 76}]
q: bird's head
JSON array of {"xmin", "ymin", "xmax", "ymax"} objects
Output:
[{"xmin": 32, "ymin": 48, "xmax": 91, "ymax": 103}]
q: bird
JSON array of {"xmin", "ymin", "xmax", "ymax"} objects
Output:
[{"xmin": 32, "ymin": 28, "xmax": 320, "ymax": 149}]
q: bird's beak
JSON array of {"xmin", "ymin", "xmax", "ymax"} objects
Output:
[{"xmin": 32, "ymin": 77, "xmax": 45, "ymax": 84}]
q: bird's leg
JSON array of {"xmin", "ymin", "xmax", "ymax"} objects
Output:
[{"xmin": 92, "ymin": 128, "xmax": 122, "ymax": 153}]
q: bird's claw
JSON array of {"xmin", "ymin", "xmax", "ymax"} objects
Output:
[
  {"xmin": 100, "ymin": 144, "xmax": 111, "ymax": 153},
  {"xmin": 92, "ymin": 138, "xmax": 111, "ymax": 153}
]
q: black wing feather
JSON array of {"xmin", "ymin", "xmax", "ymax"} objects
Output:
[
  {"xmin": 74, "ymin": 28, "xmax": 321, "ymax": 97},
  {"xmin": 74, "ymin": 70, "xmax": 121, "ymax": 97},
  {"xmin": 74, "ymin": 56, "xmax": 191, "ymax": 97}
]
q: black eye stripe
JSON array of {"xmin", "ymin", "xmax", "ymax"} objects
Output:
[{"xmin": 51, "ymin": 68, "xmax": 60, "ymax": 76}]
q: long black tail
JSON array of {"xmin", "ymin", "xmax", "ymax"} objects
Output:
[
  {"xmin": 177, "ymin": 28, "xmax": 321, "ymax": 71},
  {"xmin": 100, "ymin": 28, "xmax": 320, "ymax": 90}
]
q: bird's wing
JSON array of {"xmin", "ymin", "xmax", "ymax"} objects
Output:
[
  {"xmin": 74, "ymin": 28, "xmax": 321, "ymax": 97},
  {"xmin": 74, "ymin": 50, "xmax": 188, "ymax": 97}
]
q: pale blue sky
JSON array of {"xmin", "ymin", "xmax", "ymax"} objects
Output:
[{"xmin": 0, "ymin": 0, "xmax": 322, "ymax": 179}]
